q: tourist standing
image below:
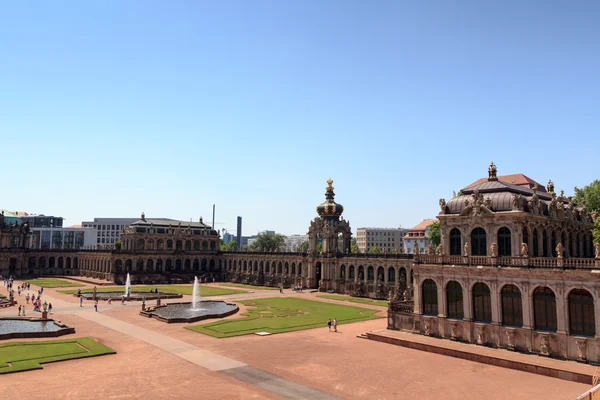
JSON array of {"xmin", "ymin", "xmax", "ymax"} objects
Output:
[
  {"xmin": 333, "ymin": 318, "xmax": 338, "ymax": 332},
  {"xmin": 327, "ymin": 318, "xmax": 332, "ymax": 332},
  {"xmin": 48, "ymin": 303, "xmax": 53, "ymax": 314},
  {"xmin": 94, "ymin": 301, "xmax": 98, "ymax": 312},
  {"xmin": 18, "ymin": 305, "xmax": 21, "ymax": 316},
  {"xmin": 80, "ymin": 296, "xmax": 83, "ymax": 307},
  {"xmin": 26, "ymin": 293, "xmax": 30, "ymax": 304}
]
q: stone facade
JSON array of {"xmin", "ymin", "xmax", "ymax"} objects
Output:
[{"xmin": 389, "ymin": 163, "xmax": 600, "ymax": 364}]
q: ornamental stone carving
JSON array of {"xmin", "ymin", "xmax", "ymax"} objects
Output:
[
  {"xmin": 505, "ymin": 330, "xmax": 515, "ymax": 350},
  {"xmin": 426, "ymin": 244, "xmax": 434, "ymax": 256},
  {"xmin": 595, "ymin": 243, "xmax": 600, "ymax": 259},
  {"xmin": 436, "ymin": 243, "xmax": 444, "ymax": 256},
  {"xmin": 521, "ymin": 242, "xmax": 529, "ymax": 257},
  {"xmin": 439, "ymin": 198, "xmax": 446, "ymax": 214},
  {"xmin": 556, "ymin": 243, "xmax": 565, "ymax": 259},
  {"xmin": 490, "ymin": 243, "xmax": 497, "ymax": 257},
  {"xmin": 464, "ymin": 241, "xmax": 469, "ymax": 257},
  {"xmin": 450, "ymin": 322, "xmax": 458, "ymax": 340},
  {"xmin": 540, "ymin": 336, "xmax": 550, "ymax": 356},
  {"xmin": 576, "ymin": 339, "xmax": 587, "ymax": 362},
  {"xmin": 424, "ymin": 319, "xmax": 431, "ymax": 336},
  {"xmin": 476, "ymin": 326, "xmax": 485, "ymax": 345}
]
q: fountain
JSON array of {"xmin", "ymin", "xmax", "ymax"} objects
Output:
[
  {"xmin": 192, "ymin": 276, "xmax": 202, "ymax": 310},
  {"xmin": 125, "ymin": 273, "xmax": 131, "ymax": 298},
  {"xmin": 0, "ymin": 317, "xmax": 75, "ymax": 339}
]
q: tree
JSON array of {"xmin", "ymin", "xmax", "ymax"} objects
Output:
[
  {"xmin": 350, "ymin": 237, "xmax": 359, "ymax": 254},
  {"xmin": 250, "ymin": 233, "xmax": 285, "ymax": 252},
  {"xmin": 594, "ymin": 218, "xmax": 600, "ymax": 245},
  {"xmin": 316, "ymin": 242, "xmax": 323, "ymax": 253},
  {"xmin": 368, "ymin": 246, "xmax": 382, "ymax": 254},
  {"xmin": 428, "ymin": 221, "xmax": 441, "ymax": 247},
  {"xmin": 220, "ymin": 240, "xmax": 237, "ymax": 251},
  {"xmin": 573, "ymin": 180, "xmax": 600, "ymax": 213},
  {"xmin": 297, "ymin": 240, "xmax": 309, "ymax": 252},
  {"xmin": 114, "ymin": 240, "xmax": 122, "ymax": 250}
]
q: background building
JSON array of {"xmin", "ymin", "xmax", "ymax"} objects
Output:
[
  {"xmin": 356, "ymin": 227, "xmax": 408, "ymax": 253},
  {"xmin": 20, "ymin": 214, "xmax": 63, "ymax": 228},
  {"xmin": 0, "ymin": 210, "xmax": 23, "ymax": 226},
  {"xmin": 29, "ymin": 226, "xmax": 97, "ymax": 250},
  {"xmin": 81, "ymin": 217, "xmax": 138, "ymax": 247},
  {"xmin": 402, "ymin": 219, "xmax": 436, "ymax": 254},
  {"xmin": 284, "ymin": 234, "xmax": 308, "ymax": 251}
]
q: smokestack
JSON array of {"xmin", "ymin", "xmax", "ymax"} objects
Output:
[
  {"xmin": 212, "ymin": 204, "xmax": 215, "ymax": 230},
  {"xmin": 237, "ymin": 216, "xmax": 242, "ymax": 250}
]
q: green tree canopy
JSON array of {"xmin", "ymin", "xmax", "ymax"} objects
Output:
[
  {"xmin": 297, "ymin": 240, "xmax": 309, "ymax": 252},
  {"xmin": 350, "ymin": 237, "xmax": 359, "ymax": 254},
  {"xmin": 368, "ymin": 246, "xmax": 382, "ymax": 254},
  {"xmin": 114, "ymin": 240, "xmax": 122, "ymax": 250},
  {"xmin": 593, "ymin": 218, "xmax": 600, "ymax": 245},
  {"xmin": 220, "ymin": 240, "xmax": 237, "ymax": 251},
  {"xmin": 428, "ymin": 221, "xmax": 441, "ymax": 247},
  {"xmin": 573, "ymin": 180, "xmax": 600, "ymax": 213},
  {"xmin": 250, "ymin": 233, "xmax": 285, "ymax": 252}
]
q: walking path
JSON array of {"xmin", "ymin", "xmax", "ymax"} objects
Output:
[{"xmin": 4, "ymin": 282, "xmax": 339, "ymax": 400}]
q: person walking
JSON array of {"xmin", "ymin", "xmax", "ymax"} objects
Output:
[
  {"xmin": 79, "ymin": 296, "xmax": 83, "ymax": 307},
  {"xmin": 94, "ymin": 301, "xmax": 98, "ymax": 312},
  {"xmin": 18, "ymin": 305, "xmax": 21, "ymax": 316},
  {"xmin": 48, "ymin": 303, "xmax": 53, "ymax": 314},
  {"xmin": 327, "ymin": 318, "xmax": 332, "ymax": 332},
  {"xmin": 333, "ymin": 318, "xmax": 338, "ymax": 332}
]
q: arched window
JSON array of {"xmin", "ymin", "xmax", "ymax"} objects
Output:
[
  {"xmin": 367, "ymin": 266, "xmax": 374, "ymax": 281},
  {"xmin": 377, "ymin": 266, "xmax": 384, "ymax": 281},
  {"xmin": 358, "ymin": 266, "xmax": 364, "ymax": 280},
  {"xmin": 400, "ymin": 267, "xmax": 407, "ymax": 283},
  {"xmin": 522, "ymin": 228, "xmax": 529, "ymax": 248},
  {"xmin": 551, "ymin": 231, "xmax": 557, "ymax": 257},
  {"xmin": 388, "ymin": 267, "xmax": 396, "ymax": 284},
  {"xmin": 532, "ymin": 229, "xmax": 539, "ymax": 257},
  {"xmin": 449, "ymin": 228, "xmax": 462, "ymax": 256},
  {"xmin": 569, "ymin": 289, "xmax": 595, "ymax": 336},
  {"xmin": 501, "ymin": 285, "xmax": 522, "ymax": 327},
  {"xmin": 533, "ymin": 287, "xmax": 557, "ymax": 332},
  {"xmin": 340, "ymin": 265, "xmax": 345, "ymax": 279},
  {"xmin": 349, "ymin": 266, "xmax": 355, "ymax": 279},
  {"xmin": 446, "ymin": 281, "xmax": 463, "ymax": 319},
  {"xmin": 472, "ymin": 283, "xmax": 492, "ymax": 322},
  {"xmin": 542, "ymin": 231, "xmax": 548, "ymax": 257},
  {"xmin": 497, "ymin": 227, "xmax": 511, "ymax": 256},
  {"xmin": 202, "ymin": 240, "xmax": 208, "ymax": 250},
  {"xmin": 471, "ymin": 228, "xmax": 487, "ymax": 256},
  {"xmin": 167, "ymin": 239, "xmax": 173, "ymax": 249},
  {"xmin": 422, "ymin": 279, "xmax": 438, "ymax": 316}
]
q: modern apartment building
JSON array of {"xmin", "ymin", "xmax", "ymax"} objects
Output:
[
  {"xmin": 284, "ymin": 234, "xmax": 308, "ymax": 251},
  {"xmin": 356, "ymin": 227, "xmax": 408, "ymax": 253},
  {"xmin": 81, "ymin": 217, "xmax": 138, "ymax": 247},
  {"xmin": 29, "ymin": 226, "xmax": 97, "ymax": 249}
]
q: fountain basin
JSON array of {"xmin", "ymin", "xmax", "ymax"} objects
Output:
[
  {"xmin": 140, "ymin": 301, "xmax": 238, "ymax": 323},
  {"xmin": 77, "ymin": 292, "xmax": 182, "ymax": 301},
  {"xmin": 0, "ymin": 318, "xmax": 75, "ymax": 340}
]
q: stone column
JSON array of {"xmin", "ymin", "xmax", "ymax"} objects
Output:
[
  {"xmin": 490, "ymin": 281, "xmax": 500, "ymax": 325},
  {"xmin": 464, "ymin": 282, "xmax": 473, "ymax": 321},
  {"xmin": 438, "ymin": 279, "xmax": 446, "ymax": 318},
  {"xmin": 413, "ymin": 276, "xmax": 422, "ymax": 314},
  {"xmin": 556, "ymin": 286, "xmax": 568, "ymax": 335},
  {"xmin": 522, "ymin": 284, "xmax": 533, "ymax": 330}
]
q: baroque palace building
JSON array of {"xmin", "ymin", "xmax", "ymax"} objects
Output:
[
  {"xmin": 389, "ymin": 163, "xmax": 600, "ymax": 364},
  {"xmin": 0, "ymin": 180, "xmax": 413, "ymax": 299}
]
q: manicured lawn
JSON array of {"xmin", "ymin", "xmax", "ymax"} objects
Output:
[
  {"xmin": 188, "ymin": 297, "xmax": 383, "ymax": 338},
  {"xmin": 23, "ymin": 278, "xmax": 83, "ymax": 288},
  {"xmin": 219, "ymin": 283, "xmax": 278, "ymax": 291},
  {"xmin": 0, "ymin": 338, "xmax": 115, "ymax": 374},
  {"xmin": 317, "ymin": 294, "xmax": 389, "ymax": 308},
  {"xmin": 58, "ymin": 285, "xmax": 246, "ymax": 297}
]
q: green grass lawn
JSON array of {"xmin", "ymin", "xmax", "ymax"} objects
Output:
[
  {"xmin": 0, "ymin": 338, "xmax": 115, "ymax": 374},
  {"xmin": 23, "ymin": 278, "xmax": 84, "ymax": 288},
  {"xmin": 219, "ymin": 283, "xmax": 278, "ymax": 291},
  {"xmin": 188, "ymin": 297, "xmax": 383, "ymax": 338},
  {"xmin": 316, "ymin": 294, "xmax": 389, "ymax": 308},
  {"xmin": 58, "ymin": 285, "xmax": 246, "ymax": 297}
]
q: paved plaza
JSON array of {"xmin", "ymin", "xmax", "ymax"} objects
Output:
[{"xmin": 0, "ymin": 280, "xmax": 591, "ymax": 399}]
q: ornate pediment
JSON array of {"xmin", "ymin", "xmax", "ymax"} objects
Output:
[{"xmin": 459, "ymin": 190, "xmax": 493, "ymax": 216}]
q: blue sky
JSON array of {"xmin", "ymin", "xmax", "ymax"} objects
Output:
[{"xmin": 1, "ymin": 1, "xmax": 599, "ymax": 235}]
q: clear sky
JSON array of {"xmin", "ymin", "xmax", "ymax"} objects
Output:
[{"xmin": 1, "ymin": 1, "xmax": 599, "ymax": 236}]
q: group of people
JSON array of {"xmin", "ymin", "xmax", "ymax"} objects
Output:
[
  {"xmin": 327, "ymin": 318, "xmax": 338, "ymax": 332},
  {"xmin": 293, "ymin": 284, "xmax": 303, "ymax": 292}
]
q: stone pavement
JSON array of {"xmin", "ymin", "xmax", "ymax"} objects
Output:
[{"xmin": 0, "ymin": 280, "xmax": 591, "ymax": 399}]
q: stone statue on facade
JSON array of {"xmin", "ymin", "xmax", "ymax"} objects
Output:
[
  {"xmin": 521, "ymin": 242, "xmax": 528, "ymax": 257},
  {"xmin": 439, "ymin": 198, "xmax": 446, "ymax": 214},
  {"xmin": 540, "ymin": 336, "xmax": 550, "ymax": 356},
  {"xmin": 423, "ymin": 319, "xmax": 431, "ymax": 336},
  {"xmin": 556, "ymin": 243, "xmax": 565, "ymax": 259},
  {"xmin": 463, "ymin": 241, "xmax": 469, "ymax": 257},
  {"xmin": 388, "ymin": 289, "xmax": 394, "ymax": 303},
  {"xmin": 436, "ymin": 243, "xmax": 443, "ymax": 256},
  {"xmin": 403, "ymin": 288, "xmax": 410, "ymax": 301},
  {"xmin": 413, "ymin": 243, "xmax": 420, "ymax": 255},
  {"xmin": 426, "ymin": 244, "xmax": 434, "ymax": 256},
  {"xmin": 595, "ymin": 243, "xmax": 600, "ymax": 259},
  {"xmin": 476, "ymin": 326, "xmax": 485, "ymax": 345},
  {"xmin": 490, "ymin": 243, "xmax": 497, "ymax": 257}
]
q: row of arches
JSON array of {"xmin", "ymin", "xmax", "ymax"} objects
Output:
[
  {"xmin": 27, "ymin": 256, "xmax": 80, "ymax": 269},
  {"xmin": 227, "ymin": 259, "xmax": 304, "ymax": 276},
  {"xmin": 113, "ymin": 258, "xmax": 219, "ymax": 273},
  {"xmin": 422, "ymin": 280, "xmax": 595, "ymax": 336},
  {"xmin": 123, "ymin": 238, "xmax": 218, "ymax": 251},
  {"xmin": 448, "ymin": 226, "xmax": 594, "ymax": 258},
  {"xmin": 338, "ymin": 265, "xmax": 412, "ymax": 284}
]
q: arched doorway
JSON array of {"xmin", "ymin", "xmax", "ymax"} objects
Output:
[{"xmin": 315, "ymin": 262, "xmax": 322, "ymax": 282}]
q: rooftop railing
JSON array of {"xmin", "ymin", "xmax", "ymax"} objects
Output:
[{"xmin": 414, "ymin": 254, "xmax": 600, "ymax": 270}]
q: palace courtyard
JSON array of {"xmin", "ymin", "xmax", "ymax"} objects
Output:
[{"xmin": 0, "ymin": 278, "xmax": 592, "ymax": 399}]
